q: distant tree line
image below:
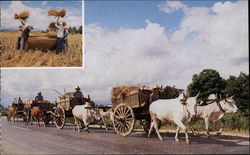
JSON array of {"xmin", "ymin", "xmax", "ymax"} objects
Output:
[{"xmin": 42, "ymin": 26, "xmax": 82, "ymax": 34}]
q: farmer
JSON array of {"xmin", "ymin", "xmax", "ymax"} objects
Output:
[
  {"xmin": 73, "ymin": 86, "xmax": 84, "ymax": 98},
  {"xmin": 35, "ymin": 91, "xmax": 44, "ymax": 101},
  {"xmin": 55, "ymin": 22, "xmax": 65, "ymax": 54},
  {"xmin": 20, "ymin": 25, "xmax": 33, "ymax": 52},
  {"xmin": 63, "ymin": 26, "xmax": 69, "ymax": 51},
  {"xmin": 17, "ymin": 18, "xmax": 26, "ymax": 50}
]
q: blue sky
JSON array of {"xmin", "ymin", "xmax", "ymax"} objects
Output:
[{"xmin": 85, "ymin": 0, "xmax": 233, "ymax": 33}]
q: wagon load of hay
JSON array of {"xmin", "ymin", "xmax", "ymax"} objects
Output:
[{"xmin": 111, "ymin": 86, "xmax": 147, "ymax": 100}]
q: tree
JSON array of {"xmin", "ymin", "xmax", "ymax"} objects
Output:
[
  {"xmin": 161, "ymin": 85, "xmax": 182, "ymax": 99},
  {"xmin": 187, "ymin": 69, "xmax": 226, "ymax": 98},
  {"xmin": 224, "ymin": 72, "xmax": 249, "ymax": 113},
  {"xmin": 78, "ymin": 26, "xmax": 82, "ymax": 34}
]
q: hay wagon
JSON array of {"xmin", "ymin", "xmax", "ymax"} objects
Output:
[
  {"xmin": 23, "ymin": 100, "xmax": 54, "ymax": 125},
  {"xmin": 54, "ymin": 92, "xmax": 91, "ymax": 129},
  {"xmin": 111, "ymin": 86, "xmax": 153, "ymax": 136}
]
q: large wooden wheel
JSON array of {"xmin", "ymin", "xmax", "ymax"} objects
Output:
[
  {"xmin": 112, "ymin": 103, "xmax": 135, "ymax": 137},
  {"xmin": 54, "ymin": 106, "xmax": 65, "ymax": 129}
]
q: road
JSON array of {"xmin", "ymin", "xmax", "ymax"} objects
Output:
[{"xmin": 1, "ymin": 117, "xmax": 249, "ymax": 154}]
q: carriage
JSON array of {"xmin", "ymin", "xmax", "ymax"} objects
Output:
[
  {"xmin": 23, "ymin": 100, "xmax": 54, "ymax": 125},
  {"xmin": 53, "ymin": 92, "xmax": 92, "ymax": 129},
  {"xmin": 111, "ymin": 86, "xmax": 157, "ymax": 136},
  {"xmin": 7, "ymin": 100, "xmax": 27, "ymax": 122}
]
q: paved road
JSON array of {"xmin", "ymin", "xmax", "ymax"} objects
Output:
[{"xmin": 1, "ymin": 117, "xmax": 249, "ymax": 154}]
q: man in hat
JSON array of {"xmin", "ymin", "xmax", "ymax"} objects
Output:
[
  {"xmin": 20, "ymin": 25, "xmax": 33, "ymax": 52},
  {"xmin": 35, "ymin": 91, "xmax": 44, "ymax": 101},
  {"xmin": 73, "ymin": 86, "xmax": 84, "ymax": 98},
  {"xmin": 55, "ymin": 22, "xmax": 65, "ymax": 54}
]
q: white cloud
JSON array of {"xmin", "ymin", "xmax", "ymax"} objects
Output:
[
  {"xmin": 1, "ymin": 1, "xmax": 248, "ymax": 107},
  {"xmin": 1, "ymin": 1, "xmax": 82, "ymax": 31},
  {"xmin": 158, "ymin": 1, "xmax": 188, "ymax": 13},
  {"xmin": 42, "ymin": 1, "xmax": 47, "ymax": 6}
]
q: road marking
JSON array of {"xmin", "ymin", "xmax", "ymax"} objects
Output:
[{"xmin": 10, "ymin": 126, "xmax": 31, "ymax": 131}]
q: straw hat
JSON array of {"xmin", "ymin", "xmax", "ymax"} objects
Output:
[
  {"xmin": 75, "ymin": 86, "xmax": 81, "ymax": 90},
  {"xmin": 38, "ymin": 91, "xmax": 42, "ymax": 95}
]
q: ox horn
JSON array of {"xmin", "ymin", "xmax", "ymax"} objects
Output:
[{"xmin": 195, "ymin": 92, "xmax": 200, "ymax": 98}]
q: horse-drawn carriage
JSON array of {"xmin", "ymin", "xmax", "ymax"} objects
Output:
[
  {"xmin": 54, "ymin": 92, "xmax": 92, "ymax": 129},
  {"xmin": 23, "ymin": 100, "xmax": 54, "ymax": 125},
  {"xmin": 7, "ymin": 100, "xmax": 26, "ymax": 122},
  {"xmin": 111, "ymin": 86, "xmax": 160, "ymax": 136}
]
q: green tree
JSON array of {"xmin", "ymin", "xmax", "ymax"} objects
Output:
[
  {"xmin": 225, "ymin": 72, "xmax": 249, "ymax": 113},
  {"xmin": 78, "ymin": 26, "xmax": 82, "ymax": 34},
  {"xmin": 161, "ymin": 85, "xmax": 181, "ymax": 99},
  {"xmin": 187, "ymin": 69, "xmax": 226, "ymax": 98}
]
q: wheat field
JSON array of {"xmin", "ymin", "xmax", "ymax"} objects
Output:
[{"xmin": 0, "ymin": 31, "xmax": 82, "ymax": 67}]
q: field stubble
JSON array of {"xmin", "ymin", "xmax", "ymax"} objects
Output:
[{"xmin": 0, "ymin": 31, "xmax": 82, "ymax": 67}]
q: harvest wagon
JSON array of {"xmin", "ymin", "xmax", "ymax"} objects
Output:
[
  {"xmin": 111, "ymin": 86, "xmax": 157, "ymax": 136},
  {"xmin": 8, "ymin": 100, "xmax": 26, "ymax": 122},
  {"xmin": 54, "ymin": 92, "xmax": 91, "ymax": 129},
  {"xmin": 23, "ymin": 100, "xmax": 54, "ymax": 125}
]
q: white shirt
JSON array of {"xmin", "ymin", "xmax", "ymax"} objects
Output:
[{"xmin": 55, "ymin": 23, "xmax": 64, "ymax": 38}]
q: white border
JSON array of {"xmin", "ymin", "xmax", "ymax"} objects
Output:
[{"xmin": 1, "ymin": 1, "xmax": 84, "ymax": 70}]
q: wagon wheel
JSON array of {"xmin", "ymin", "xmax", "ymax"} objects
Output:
[
  {"xmin": 44, "ymin": 113, "xmax": 51, "ymax": 126},
  {"xmin": 54, "ymin": 106, "xmax": 65, "ymax": 129},
  {"xmin": 23, "ymin": 109, "xmax": 30, "ymax": 124},
  {"xmin": 140, "ymin": 119, "xmax": 151, "ymax": 133},
  {"xmin": 112, "ymin": 103, "xmax": 135, "ymax": 137}
]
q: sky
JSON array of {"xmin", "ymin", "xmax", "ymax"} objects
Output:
[
  {"xmin": 1, "ymin": 1, "xmax": 82, "ymax": 31},
  {"xmin": 1, "ymin": 0, "xmax": 249, "ymax": 108}
]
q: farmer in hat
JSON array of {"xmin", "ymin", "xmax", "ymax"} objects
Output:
[
  {"xmin": 55, "ymin": 22, "xmax": 65, "ymax": 54},
  {"xmin": 20, "ymin": 25, "xmax": 33, "ymax": 52},
  {"xmin": 73, "ymin": 86, "xmax": 84, "ymax": 98},
  {"xmin": 35, "ymin": 91, "xmax": 44, "ymax": 101},
  {"xmin": 63, "ymin": 26, "xmax": 69, "ymax": 51}
]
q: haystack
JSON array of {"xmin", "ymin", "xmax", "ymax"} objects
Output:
[
  {"xmin": 14, "ymin": 11, "xmax": 30, "ymax": 20},
  {"xmin": 48, "ymin": 9, "xmax": 66, "ymax": 18},
  {"xmin": 111, "ymin": 86, "xmax": 147, "ymax": 99}
]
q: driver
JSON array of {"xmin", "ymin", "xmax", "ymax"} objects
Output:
[
  {"xmin": 73, "ymin": 86, "xmax": 84, "ymax": 98},
  {"xmin": 35, "ymin": 91, "xmax": 44, "ymax": 101}
]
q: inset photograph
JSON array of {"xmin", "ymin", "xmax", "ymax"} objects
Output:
[{"xmin": 0, "ymin": 1, "xmax": 83, "ymax": 67}]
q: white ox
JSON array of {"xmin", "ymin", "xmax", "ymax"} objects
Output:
[
  {"xmin": 190, "ymin": 94, "xmax": 238, "ymax": 137},
  {"xmin": 72, "ymin": 103, "xmax": 101, "ymax": 133},
  {"xmin": 148, "ymin": 93, "xmax": 199, "ymax": 144}
]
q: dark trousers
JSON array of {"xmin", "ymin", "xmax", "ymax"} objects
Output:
[
  {"xmin": 56, "ymin": 37, "xmax": 65, "ymax": 54},
  {"xmin": 17, "ymin": 37, "xmax": 21, "ymax": 50}
]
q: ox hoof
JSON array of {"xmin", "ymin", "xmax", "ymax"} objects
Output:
[
  {"xmin": 175, "ymin": 140, "xmax": 179, "ymax": 144},
  {"xmin": 216, "ymin": 132, "xmax": 222, "ymax": 135}
]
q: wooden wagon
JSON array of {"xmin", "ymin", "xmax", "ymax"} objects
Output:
[
  {"xmin": 23, "ymin": 100, "xmax": 54, "ymax": 125},
  {"xmin": 111, "ymin": 86, "xmax": 153, "ymax": 136},
  {"xmin": 8, "ymin": 101, "xmax": 27, "ymax": 122},
  {"xmin": 54, "ymin": 92, "xmax": 91, "ymax": 129}
]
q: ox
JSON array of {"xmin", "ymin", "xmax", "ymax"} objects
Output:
[
  {"xmin": 190, "ymin": 94, "xmax": 238, "ymax": 137},
  {"xmin": 72, "ymin": 103, "xmax": 101, "ymax": 133},
  {"xmin": 29, "ymin": 106, "xmax": 45, "ymax": 127},
  {"xmin": 148, "ymin": 93, "xmax": 199, "ymax": 144},
  {"xmin": 7, "ymin": 106, "xmax": 17, "ymax": 122},
  {"xmin": 100, "ymin": 109, "xmax": 113, "ymax": 130}
]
